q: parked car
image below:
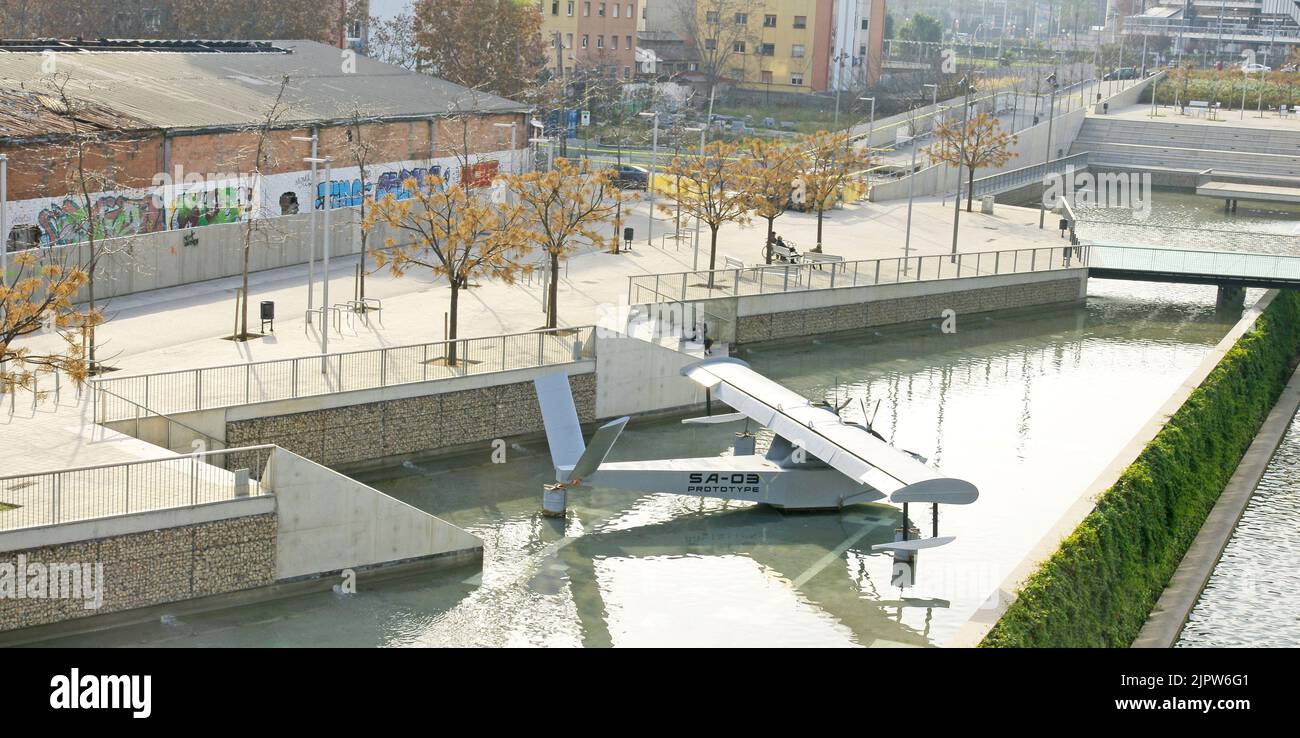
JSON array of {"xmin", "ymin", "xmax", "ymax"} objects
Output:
[
  {"xmin": 1102, "ymin": 67, "xmax": 1139, "ymax": 81},
  {"xmin": 609, "ymin": 164, "xmax": 649, "ymax": 189},
  {"xmin": 1242, "ymin": 62, "xmax": 1271, "ymax": 73}
]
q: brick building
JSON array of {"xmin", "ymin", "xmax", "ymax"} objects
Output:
[
  {"xmin": 540, "ymin": 0, "xmax": 641, "ymax": 81},
  {"xmin": 0, "ymin": 38, "xmax": 528, "ymax": 250}
]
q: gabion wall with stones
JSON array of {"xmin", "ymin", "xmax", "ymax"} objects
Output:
[
  {"xmin": 226, "ymin": 373, "xmax": 597, "ymax": 468},
  {"xmin": 0, "ymin": 513, "xmax": 276, "ymax": 633},
  {"xmin": 736, "ymin": 277, "xmax": 1084, "ymax": 344}
]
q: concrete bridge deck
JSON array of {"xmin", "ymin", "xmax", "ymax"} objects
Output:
[{"xmin": 1196, "ymin": 180, "xmax": 1300, "ymax": 206}]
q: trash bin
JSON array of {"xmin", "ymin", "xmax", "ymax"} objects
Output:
[
  {"xmin": 980, "ymin": 195, "xmax": 995, "ymax": 214},
  {"xmin": 260, "ymin": 300, "xmax": 275, "ymax": 333},
  {"xmin": 623, "ymin": 226, "xmax": 634, "ymax": 250}
]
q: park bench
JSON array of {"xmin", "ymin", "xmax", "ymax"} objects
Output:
[
  {"xmin": 770, "ymin": 241, "xmax": 799, "ymax": 263},
  {"xmin": 801, "ymin": 252, "xmax": 845, "ymax": 271}
]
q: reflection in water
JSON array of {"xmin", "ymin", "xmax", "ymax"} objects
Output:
[
  {"xmin": 1071, "ymin": 187, "xmax": 1300, "ymax": 253},
  {"xmin": 37, "ymin": 280, "xmax": 1238, "ymax": 648},
  {"xmin": 1177, "ymin": 411, "xmax": 1300, "ymax": 648}
]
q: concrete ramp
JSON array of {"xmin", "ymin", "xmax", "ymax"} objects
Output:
[{"xmin": 265, "ymin": 449, "xmax": 481, "ymax": 580}]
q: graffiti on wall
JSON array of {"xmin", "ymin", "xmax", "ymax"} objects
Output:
[
  {"xmin": 314, "ymin": 165, "xmax": 441, "ymax": 210},
  {"xmin": 35, "ymin": 194, "xmax": 167, "ymax": 247},
  {"xmin": 169, "ymin": 186, "xmax": 247, "ymax": 230}
]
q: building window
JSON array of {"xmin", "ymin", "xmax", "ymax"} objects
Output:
[
  {"xmin": 567, "ymin": 1, "xmax": 574, "ymax": 15},
  {"xmin": 584, "ymin": 2, "xmax": 590, "ymax": 16},
  {"xmin": 706, "ymin": 10, "xmax": 719, "ymax": 23},
  {"xmin": 790, "ymin": 73, "xmax": 804, "ymax": 85},
  {"xmin": 567, "ymin": 33, "xmax": 573, "ymax": 48},
  {"xmin": 761, "ymin": 70, "xmax": 773, "ymax": 84},
  {"xmin": 704, "ymin": 38, "xmax": 716, "ymax": 49},
  {"xmin": 552, "ymin": 1, "xmax": 559, "ymax": 14},
  {"xmin": 759, "ymin": 43, "xmax": 774, "ymax": 56},
  {"xmin": 612, "ymin": 36, "xmax": 618, "ymax": 49},
  {"xmin": 733, "ymin": 41, "xmax": 746, "ymax": 53},
  {"xmin": 628, "ymin": 4, "xmax": 633, "ymax": 20},
  {"xmin": 861, "ymin": 19, "xmax": 869, "ymax": 30},
  {"xmin": 793, "ymin": 16, "xmax": 806, "ymax": 29},
  {"xmin": 597, "ymin": 35, "xmax": 604, "ymax": 48},
  {"xmin": 791, "ymin": 44, "xmax": 805, "ymax": 58},
  {"xmin": 624, "ymin": 66, "xmax": 631, "ymax": 80},
  {"xmin": 626, "ymin": 35, "xmax": 632, "ymax": 48},
  {"xmin": 598, "ymin": 3, "xmax": 605, "ymax": 16},
  {"xmin": 763, "ymin": 14, "xmax": 776, "ymax": 27},
  {"xmin": 582, "ymin": 34, "xmax": 589, "ymax": 48},
  {"xmin": 612, "ymin": 4, "xmax": 619, "ymax": 17},
  {"xmin": 859, "ymin": 45, "xmax": 866, "ymax": 56},
  {"xmin": 734, "ymin": 12, "xmax": 747, "ymax": 24}
]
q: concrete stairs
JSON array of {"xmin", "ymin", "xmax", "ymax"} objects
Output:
[{"xmin": 1069, "ymin": 117, "xmax": 1300, "ymax": 179}]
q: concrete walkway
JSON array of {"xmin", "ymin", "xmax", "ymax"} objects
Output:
[{"xmin": 2, "ymin": 199, "xmax": 1066, "ymax": 478}]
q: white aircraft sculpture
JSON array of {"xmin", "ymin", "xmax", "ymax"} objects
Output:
[{"xmin": 534, "ymin": 357, "xmax": 979, "ymax": 569}]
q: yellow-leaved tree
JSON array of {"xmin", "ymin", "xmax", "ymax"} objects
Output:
[
  {"xmin": 798, "ymin": 132, "xmax": 873, "ymax": 252},
  {"xmin": 659, "ymin": 141, "xmax": 751, "ymax": 286},
  {"xmin": 1, "ymin": 250, "xmax": 101, "ymax": 394},
  {"xmin": 925, "ymin": 112, "xmax": 1019, "ymax": 212},
  {"xmin": 738, "ymin": 138, "xmax": 804, "ymax": 264},
  {"xmin": 364, "ymin": 171, "xmax": 531, "ymax": 365},
  {"xmin": 507, "ymin": 158, "xmax": 632, "ymax": 328}
]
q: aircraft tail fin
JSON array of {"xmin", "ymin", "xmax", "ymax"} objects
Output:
[
  {"xmin": 534, "ymin": 372, "xmax": 585, "ymax": 477},
  {"xmin": 567, "ymin": 417, "xmax": 629, "ymax": 482}
]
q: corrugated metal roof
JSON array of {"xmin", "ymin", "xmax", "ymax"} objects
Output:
[{"xmin": 0, "ymin": 40, "xmax": 528, "ymax": 136}]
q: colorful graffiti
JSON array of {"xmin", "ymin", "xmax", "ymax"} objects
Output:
[
  {"xmin": 36, "ymin": 194, "xmax": 167, "ymax": 247},
  {"xmin": 315, "ymin": 166, "xmax": 441, "ymax": 210},
  {"xmin": 169, "ymin": 186, "xmax": 246, "ymax": 230}
]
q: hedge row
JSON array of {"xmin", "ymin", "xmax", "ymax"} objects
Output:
[
  {"xmin": 1145, "ymin": 73, "xmax": 1300, "ymax": 110},
  {"xmin": 981, "ymin": 290, "xmax": 1300, "ymax": 647}
]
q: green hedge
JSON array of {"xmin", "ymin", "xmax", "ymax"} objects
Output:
[{"xmin": 981, "ymin": 290, "xmax": 1300, "ymax": 647}]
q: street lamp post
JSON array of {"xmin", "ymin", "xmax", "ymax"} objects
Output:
[
  {"xmin": 493, "ymin": 121, "xmax": 519, "ymax": 174},
  {"xmin": 290, "ymin": 134, "xmax": 319, "ymax": 311},
  {"xmin": 305, "ymin": 156, "xmax": 333, "ymax": 369},
  {"xmin": 905, "ymin": 85, "xmax": 938, "ymax": 275},
  {"xmin": 951, "ymin": 76, "xmax": 976, "ymax": 263},
  {"xmin": 1039, "ymin": 73, "xmax": 1059, "ymax": 229},
  {"xmin": 684, "ymin": 124, "xmax": 706, "ymax": 271},
  {"xmin": 639, "ymin": 110, "xmax": 660, "ymax": 247}
]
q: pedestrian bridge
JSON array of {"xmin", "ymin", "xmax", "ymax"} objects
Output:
[{"xmin": 1083, "ymin": 243, "xmax": 1300, "ymax": 289}]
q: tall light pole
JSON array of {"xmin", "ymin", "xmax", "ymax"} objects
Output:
[
  {"xmin": 291, "ymin": 133, "xmax": 319, "ymax": 311},
  {"xmin": 306, "ymin": 156, "xmax": 333, "ymax": 368},
  {"xmin": 858, "ymin": 96, "xmax": 876, "ymax": 154},
  {"xmin": 950, "ymin": 75, "xmax": 976, "ymax": 263},
  {"xmin": 684, "ymin": 125, "xmax": 706, "ymax": 271},
  {"xmin": 493, "ymin": 121, "xmax": 519, "ymax": 173},
  {"xmin": 0, "ymin": 154, "xmax": 7, "ymax": 282},
  {"xmin": 1039, "ymin": 73, "xmax": 1059, "ymax": 228},
  {"xmin": 639, "ymin": 110, "xmax": 660, "ymax": 247},
  {"xmin": 905, "ymin": 85, "xmax": 938, "ymax": 275}
]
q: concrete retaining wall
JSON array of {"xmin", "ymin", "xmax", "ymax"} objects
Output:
[
  {"xmin": 224, "ymin": 371, "xmax": 597, "ymax": 469},
  {"xmin": 0, "ymin": 512, "xmax": 276, "ymax": 632}
]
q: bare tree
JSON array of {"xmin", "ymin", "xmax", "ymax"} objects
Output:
[
  {"xmin": 674, "ymin": 0, "xmax": 762, "ymax": 102},
  {"xmin": 234, "ymin": 75, "xmax": 292, "ymax": 340}
]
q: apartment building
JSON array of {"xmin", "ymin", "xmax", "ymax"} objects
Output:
[
  {"xmin": 540, "ymin": 0, "xmax": 641, "ymax": 80},
  {"xmin": 643, "ymin": 0, "xmax": 886, "ymax": 95}
]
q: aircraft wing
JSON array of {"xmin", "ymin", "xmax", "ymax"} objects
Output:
[{"xmin": 681, "ymin": 357, "xmax": 974, "ymax": 500}]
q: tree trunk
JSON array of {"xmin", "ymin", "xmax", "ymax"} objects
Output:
[
  {"xmin": 966, "ymin": 168, "xmax": 976, "ymax": 212},
  {"xmin": 707, "ymin": 227, "xmax": 720, "ymax": 288},
  {"xmin": 447, "ymin": 280, "xmax": 460, "ymax": 365},
  {"xmin": 815, "ymin": 207, "xmax": 825, "ymax": 252},
  {"xmin": 764, "ymin": 217, "xmax": 775, "ymax": 264},
  {"xmin": 547, "ymin": 249, "xmax": 560, "ymax": 328},
  {"xmin": 240, "ymin": 232, "xmax": 251, "ymax": 337}
]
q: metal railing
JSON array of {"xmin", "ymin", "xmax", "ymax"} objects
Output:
[
  {"xmin": 1083, "ymin": 243, "xmax": 1300, "ymax": 283},
  {"xmin": 0, "ymin": 445, "xmax": 275, "ymax": 532},
  {"xmin": 627, "ymin": 245, "xmax": 1085, "ymax": 304},
  {"xmin": 91, "ymin": 326, "xmax": 597, "ymax": 423},
  {"xmin": 971, "ymin": 152, "xmax": 1092, "ymax": 199}
]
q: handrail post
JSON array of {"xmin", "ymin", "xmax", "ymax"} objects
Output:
[
  {"xmin": 381, "ymin": 349, "xmax": 388, "ymax": 387},
  {"xmin": 502, "ymin": 335, "xmax": 507, "ymax": 371}
]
